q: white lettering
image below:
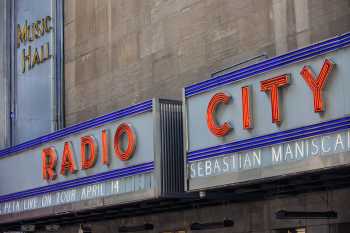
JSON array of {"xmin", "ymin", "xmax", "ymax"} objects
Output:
[
  {"xmin": 223, "ymin": 157, "xmax": 229, "ymax": 172},
  {"xmin": 197, "ymin": 162, "xmax": 204, "ymax": 177},
  {"xmin": 239, "ymin": 155, "xmax": 242, "ymax": 169},
  {"xmin": 111, "ymin": 180, "xmax": 119, "ymax": 194},
  {"xmin": 92, "ymin": 184, "xmax": 97, "ymax": 197},
  {"xmin": 57, "ymin": 190, "xmax": 76, "ymax": 204},
  {"xmin": 4, "ymin": 202, "xmax": 11, "ymax": 214},
  {"xmin": 311, "ymin": 139, "xmax": 319, "ymax": 155},
  {"xmin": 334, "ymin": 133, "xmax": 345, "ymax": 151},
  {"xmin": 305, "ymin": 140, "xmax": 309, "ymax": 157},
  {"xmin": 272, "ymin": 146, "xmax": 282, "ymax": 163},
  {"xmin": 214, "ymin": 159, "xmax": 221, "ymax": 174},
  {"xmin": 14, "ymin": 201, "xmax": 20, "ymax": 212},
  {"xmin": 243, "ymin": 154, "xmax": 252, "ymax": 169},
  {"xmin": 205, "ymin": 160, "xmax": 212, "ymax": 176},
  {"xmin": 190, "ymin": 163, "xmax": 196, "ymax": 178},
  {"xmin": 41, "ymin": 194, "xmax": 52, "ymax": 207},
  {"xmin": 285, "ymin": 144, "xmax": 294, "ymax": 160},
  {"xmin": 23, "ymin": 198, "xmax": 37, "ymax": 210},
  {"xmin": 253, "ymin": 150, "xmax": 261, "ymax": 167},
  {"xmin": 321, "ymin": 136, "xmax": 331, "ymax": 153},
  {"xmin": 295, "ymin": 141, "xmax": 304, "ymax": 159},
  {"xmin": 232, "ymin": 154, "xmax": 236, "ymax": 169}
]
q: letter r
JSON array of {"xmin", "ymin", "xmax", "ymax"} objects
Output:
[{"xmin": 42, "ymin": 147, "xmax": 57, "ymax": 181}]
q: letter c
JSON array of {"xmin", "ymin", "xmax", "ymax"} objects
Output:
[{"xmin": 206, "ymin": 92, "xmax": 232, "ymax": 137}]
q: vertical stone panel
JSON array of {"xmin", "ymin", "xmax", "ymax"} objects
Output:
[
  {"xmin": 294, "ymin": 0, "xmax": 311, "ymax": 47},
  {"xmin": 272, "ymin": 0, "xmax": 288, "ymax": 54}
]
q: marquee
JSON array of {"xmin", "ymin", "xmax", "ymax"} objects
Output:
[
  {"xmin": 183, "ymin": 33, "xmax": 350, "ymax": 191},
  {"xmin": 0, "ymin": 99, "xmax": 183, "ymax": 218}
]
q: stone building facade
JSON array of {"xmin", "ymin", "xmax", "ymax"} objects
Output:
[
  {"xmin": 61, "ymin": 1, "xmax": 350, "ymax": 232},
  {"xmin": 63, "ymin": 0, "xmax": 350, "ymax": 125},
  {"xmin": 0, "ymin": 0, "xmax": 350, "ymax": 233}
]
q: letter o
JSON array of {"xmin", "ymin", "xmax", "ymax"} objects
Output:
[{"xmin": 114, "ymin": 123, "xmax": 136, "ymax": 161}]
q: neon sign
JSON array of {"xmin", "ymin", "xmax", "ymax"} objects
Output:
[
  {"xmin": 42, "ymin": 122, "xmax": 137, "ymax": 181},
  {"xmin": 206, "ymin": 59, "xmax": 334, "ymax": 135}
]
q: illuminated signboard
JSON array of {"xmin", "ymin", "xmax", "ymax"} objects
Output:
[
  {"xmin": 183, "ymin": 33, "xmax": 350, "ymax": 191},
  {"xmin": 0, "ymin": 99, "xmax": 183, "ymax": 216}
]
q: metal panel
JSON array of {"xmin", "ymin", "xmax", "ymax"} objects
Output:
[
  {"xmin": 53, "ymin": 0, "xmax": 64, "ymax": 130},
  {"xmin": 0, "ymin": 0, "xmax": 11, "ymax": 149},
  {"xmin": 158, "ymin": 99, "xmax": 184, "ymax": 195},
  {"xmin": 184, "ymin": 33, "xmax": 350, "ymax": 191},
  {"xmin": 12, "ymin": 0, "xmax": 63, "ymax": 145}
]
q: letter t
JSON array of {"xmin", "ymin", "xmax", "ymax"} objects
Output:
[{"xmin": 261, "ymin": 74, "xmax": 290, "ymax": 125}]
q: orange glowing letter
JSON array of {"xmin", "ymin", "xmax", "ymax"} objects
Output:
[
  {"xmin": 80, "ymin": 136, "xmax": 97, "ymax": 170},
  {"xmin": 42, "ymin": 147, "xmax": 57, "ymax": 181},
  {"xmin": 102, "ymin": 129, "xmax": 109, "ymax": 166},
  {"xmin": 60, "ymin": 142, "xmax": 77, "ymax": 176},
  {"xmin": 261, "ymin": 74, "xmax": 289, "ymax": 125},
  {"xmin": 206, "ymin": 92, "xmax": 232, "ymax": 137},
  {"xmin": 300, "ymin": 59, "xmax": 334, "ymax": 112},
  {"xmin": 114, "ymin": 123, "xmax": 136, "ymax": 161},
  {"xmin": 241, "ymin": 86, "xmax": 252, "ymax": 129}
]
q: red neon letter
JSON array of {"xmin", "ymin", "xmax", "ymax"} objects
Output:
[
  {"xmin": 300, "ymin": 59, "xmax": 334, "ymax": 112},
  {"xmin": 114, "ymin": 123, "xmax": 136, "ymax": 161},
  {"xmin": 242, "ymin": 86, "xmax": 252, "ymax": 129},
  {"xmin": 80, "ymin": 136, "xmax": 97, "ymax": 170},
  {"xmin": 60, "ymin": 142, "xmax": 77, "ymax": 176},
  {"xmin": 42, "ymin": 147, "xmax": 57, "ymax": 181},
  {"xmin": 260, "ymin": 74, "xmax": 289, "ymax": 124},
  {"xmin": 206, "ymin": 92, "xmax": 232, "ymax": 137},
  {"xmin": 102, "ymin": 129, "xmax": 109, "ymax": 166}
]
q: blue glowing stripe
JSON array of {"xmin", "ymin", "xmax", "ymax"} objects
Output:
[
  {"xmin": 184, "ymin": 32, "xmax": 350, "ymax": 97},
  {"xmin": 187, "ymin": 116, "xmax": 350, "ymax": 162},
  {"xmin": 0, "ymin": 100, "xmax": 153, "ymax": 159},
  {"xmin": 0, "ymin": 162, "xmax": 154, "ymax": 203}
]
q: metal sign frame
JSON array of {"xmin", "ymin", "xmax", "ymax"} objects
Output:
[
  {"xmin": 0, "ymin": 99, "xmax": 183, "ymax": 222},
  {"xmin": 183, "ymin": 32, "xmax": 350, "ymax": 192}
]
